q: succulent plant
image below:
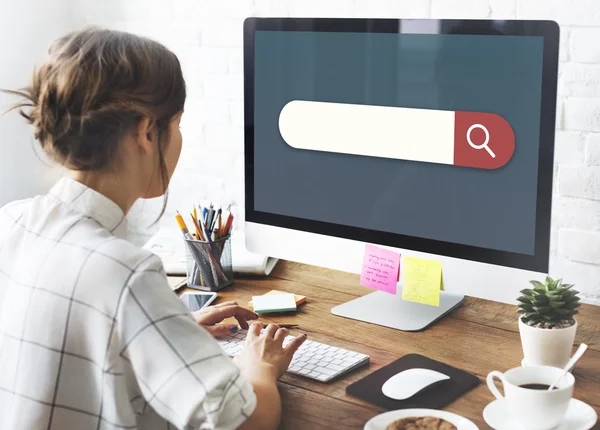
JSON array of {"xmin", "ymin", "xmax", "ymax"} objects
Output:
[{"xmin": 518, "ymin": 276, "xmax": 581, "ymax": 328}]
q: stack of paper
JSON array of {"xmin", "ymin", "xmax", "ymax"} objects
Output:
[
  {"xmin": 143, "ymin": 225, "xmax": 278, "ymax": 276},
  {"xmin": 251, "ymin": 293, "xmax": 297, "ymax": 314},
  {"xmin": 248, "ymin": 290, "xmax": 306, "ymax": 310}
]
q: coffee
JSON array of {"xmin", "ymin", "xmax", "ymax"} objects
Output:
[
  {"xmin": 487, "ymin": 367, "xmax": 574, "ymax": 430},
  {"xmin": 519, "ymin": 383, "xmax": 555, "ymax": 390}
]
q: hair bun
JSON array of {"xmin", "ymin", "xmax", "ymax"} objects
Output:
[{"xmin": 3, "ymin": 27, "xmax": 186, "ymax": 172}]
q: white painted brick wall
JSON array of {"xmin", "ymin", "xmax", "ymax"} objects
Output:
[
  {"xmin": 74, "ymin": 0, "xmax": 600, "ymax": 304},
  {"xmin": 560, "ymin": 230, "xmax": 600, "ymax": 265},
  {"xmin": 571, "ymin": 28, "xmax": 600, "ymax": 64}
]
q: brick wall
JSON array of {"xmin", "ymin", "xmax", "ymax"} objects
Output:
[{"xmin": 74, "ymin": 0, "xmax": 600, "ymax": 304}]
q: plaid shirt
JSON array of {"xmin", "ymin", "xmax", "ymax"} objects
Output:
[{"xmin": 0, "ymin": 178, "xmax": 256, "ymax": 430}]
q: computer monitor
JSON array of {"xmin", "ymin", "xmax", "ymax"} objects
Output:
[{"xmin": 243, "ymin": 18, "xmax": 559, "ymax": 331}]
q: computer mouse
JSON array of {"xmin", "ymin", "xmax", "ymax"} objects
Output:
[{"xmin": 382, "ymin": 368, "xmax": 450, "ymax": 400}]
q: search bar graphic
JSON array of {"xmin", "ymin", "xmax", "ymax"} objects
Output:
[{"xmin": 278, "ymin": 101, "xmax": 515, "ymax": 170}]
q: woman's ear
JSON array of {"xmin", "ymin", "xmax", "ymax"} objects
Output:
[{"xmin": 134, "ymin": 116, "xmax": 155, "ymax": 155}]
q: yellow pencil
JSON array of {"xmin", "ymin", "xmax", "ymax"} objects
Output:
[
  {"xmin": 175, "ymin": 211, "xmax": 192, "ymax": 238},
  {"xmin": 216, "ymin": 211, "xmax": 222, "ymax": 239},
  {"xmin": 190, "ymin": 212, "xmax": 205, "ymax": 241}
]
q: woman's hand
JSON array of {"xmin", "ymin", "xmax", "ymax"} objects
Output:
[
  {"xmin": 233, "ymin": 322, "xmax": 307, "ymax": 382},
  {"xmin": 192, "ymin": 301, "xmax": 258, "ymax": 337}
]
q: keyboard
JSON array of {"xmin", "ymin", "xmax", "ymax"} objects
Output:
[{"xmin": 217, "ymin": 329, "xmax": 370, "ymax": 382}]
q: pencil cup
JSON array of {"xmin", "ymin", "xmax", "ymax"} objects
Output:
[{"xmin": 184, "ymin": 235, "xmax": 233, "ymax": 291}]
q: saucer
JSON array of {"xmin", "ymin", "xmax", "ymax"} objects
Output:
[
  {"xmin": 483, "ymin": 397, "xmax": 597, "ymax": 430},
  {"xmin": 365, "ymin": 408, "xmax": 478, "ymax": 430}
]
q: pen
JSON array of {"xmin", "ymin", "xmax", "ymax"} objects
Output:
[
  {"xmin": 215, "ymin": 210, "xmax": 222, "ymax": 237},
  {"xmin": 257, "ymin": 323, "xmax": 299, "ymax": 329},
  {"xmin": 206, "ymin": 207, "xmax": 215, "ymax": 233}
]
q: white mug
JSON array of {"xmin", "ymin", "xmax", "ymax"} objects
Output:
[{"xmin": 486, "ymin": 365, "xmax": 574, "ymax": 430}]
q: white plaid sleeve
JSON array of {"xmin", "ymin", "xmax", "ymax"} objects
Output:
[{"xmin": 115, "ymin": 255, "xmax": 257, "ymax": 430}]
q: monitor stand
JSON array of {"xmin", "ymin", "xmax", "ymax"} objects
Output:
[{"xmin": 330, "ymin": 287, "xmax": 464, "ymax": 332}]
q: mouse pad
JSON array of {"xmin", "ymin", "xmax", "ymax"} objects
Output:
[{"xmin": 346, "ymin": 354, "xmax": 479, "ymax": 410}]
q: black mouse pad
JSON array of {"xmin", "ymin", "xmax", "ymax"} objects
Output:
[{"xmin": 346, "ymin": 354, "xmax": 479, "ymax": 410}]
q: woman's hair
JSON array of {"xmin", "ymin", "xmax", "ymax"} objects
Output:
[{"xmin": 3, "ymin": 27, "xmax": 186, "ymax": 214}]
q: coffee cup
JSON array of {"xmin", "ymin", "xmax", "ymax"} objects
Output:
[{"xmin": 486, "ymin": 365, "xmax": 574, "ymax": 430}]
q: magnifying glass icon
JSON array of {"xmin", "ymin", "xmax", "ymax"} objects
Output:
[{"xmin": 467, "ymin": 124, "xmax": 495, "ymax": 158}]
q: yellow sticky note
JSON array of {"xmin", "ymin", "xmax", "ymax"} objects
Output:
[{"xmin": 402, "ymin": 256, "xmax": 442, "ymax": 307}]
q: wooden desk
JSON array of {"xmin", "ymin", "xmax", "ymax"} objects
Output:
[{"xmin": 172, "ymin": 261, "xmax": 600, "ymax": 429}]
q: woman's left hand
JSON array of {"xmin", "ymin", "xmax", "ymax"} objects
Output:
[{"xmin": 192, "ymin": 301, "xmax": 259, "ymax": 337}]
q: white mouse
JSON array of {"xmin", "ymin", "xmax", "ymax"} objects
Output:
[{"xmin": 382, "ymin": 368, "xmax": 450, "ymax": 400}]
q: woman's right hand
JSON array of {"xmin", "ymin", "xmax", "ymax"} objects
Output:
[{"xmin": 233, "ymin": 322, "xmax": 307, "ymax": 382}]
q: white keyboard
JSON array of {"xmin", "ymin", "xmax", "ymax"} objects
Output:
[{"xmin": 217, "ymin": 329, "xmax": 370, "ymax": 382}]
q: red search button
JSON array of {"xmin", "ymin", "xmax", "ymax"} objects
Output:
[{"xmin": 454, "ymin": 111, "xmax": 515, "ymax": 170}]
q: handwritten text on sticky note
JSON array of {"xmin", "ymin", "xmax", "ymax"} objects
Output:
[
  {"xmin": 360, "ymin": 245, "xmax": 400, "ymax": 294},
  {"xmin": 402, "ymin": 256, "xmax": 442, "ymax": 306}
]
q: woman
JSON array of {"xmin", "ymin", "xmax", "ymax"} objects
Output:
[{"xmin": 0, "ymin": 28, "xmax": 305, "ymax": 430}]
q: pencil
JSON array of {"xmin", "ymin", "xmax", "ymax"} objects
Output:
[
  {"xmin": 225, "ymin": 213, "xmax": 234, "ymax": 235},
  {"xmin": 190, "ymin": 212, "xmax": 205, "ymax": 241},
  {"xmin": 216, "ymin": 210, "xmax": 222, "ymax": 238},
  {"xmin": 175, "ymin": 211, "xmax": 192, "ymax": 238},
  {"xmin": 198, "ymin": 213, "xmax": 212, "ymax": 242},
  {"xmin": 221, "ymin": 211, "xmax": 230, "ymax": 237}
]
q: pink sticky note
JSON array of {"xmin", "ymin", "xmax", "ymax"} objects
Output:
[{"xmin": 360, "ymin": 244, "xmax": 401, "ymax": 294}]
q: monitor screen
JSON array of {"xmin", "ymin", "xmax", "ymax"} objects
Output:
[{"xmin": 246, "ymin": 19, "xmax": 558, "ymax": 272}]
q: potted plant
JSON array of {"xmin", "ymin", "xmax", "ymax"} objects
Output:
[{"xmin": 517, "ymin": 276, "xmax": 581, "ymax": 368}]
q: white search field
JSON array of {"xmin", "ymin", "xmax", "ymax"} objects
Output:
[{"xmin": 278, "ymin": 100, "xmax": 515, "ymax": 170}]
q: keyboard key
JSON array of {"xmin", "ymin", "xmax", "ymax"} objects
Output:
[
  {"xmin": 316, "ymin": 373, "xmax": 330, "ymax": 381},
  {"xmin": 314, "ymin": 366, "xmax": 336, "ymax": 376},
  {"xmin": 298, "ymin": 369, "xmax": 312, "ymax": 376},
  {"xmin": 308, "ymin": 371, "xmax": 322, "ymax": 379},
  {"xmin": 326, "ymin": 364, "xmax": 345, "ymax": 372},
  {"xmin": 304, "ymin": 364, "xmax": 316, "ymax": 371},
  {"xmin": 332, "ymin": 359, "xmax": 343, "ymax": 365}
]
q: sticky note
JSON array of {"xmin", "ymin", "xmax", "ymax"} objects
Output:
[
  {"xmin": 252, "ymin": 293, "xmax": 297, "ymax": 314},
  {"xmin": 248, "ymin": 290, "xmax": 306, "ymax": 310},
  {"xmin": 360, "ymin": 244, "xmax": 401, "ymax": 294},
  {"xmin": 402, "ymin": 256, "xmax": 442, "ymax": 306}
]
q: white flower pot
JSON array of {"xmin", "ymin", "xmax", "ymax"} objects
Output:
[{"xmin": 518, "ymin": 317, "xmax": 577, "ymax": 368}]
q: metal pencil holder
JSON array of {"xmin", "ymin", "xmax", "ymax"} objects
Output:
[{"xmin": 184, "ymin": 235, "xmax": 233, "ymax": 291}]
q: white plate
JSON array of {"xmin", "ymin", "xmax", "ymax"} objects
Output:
[
  {"xmin": 483, "ymin": 398, "xmax": 598, "ymax": 430},
  {"xmin": 364, "ymin": 408, "xmax": 479, "ymax": 430}
]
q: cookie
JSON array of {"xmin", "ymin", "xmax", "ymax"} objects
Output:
[{"xmin": 385, "ymin": 416, "xmax": 457, "ymax": 430}]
